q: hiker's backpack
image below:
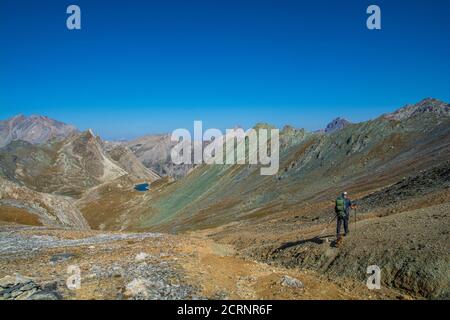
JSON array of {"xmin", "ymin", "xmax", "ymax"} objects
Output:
[{"xmin": 335, "ymin": 197, "xmax": 346, "ymax": 217}]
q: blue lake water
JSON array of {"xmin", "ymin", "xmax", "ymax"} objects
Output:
[{"xmin": 134, "ymin": 183, "xmax": 150, "ymax": 192}]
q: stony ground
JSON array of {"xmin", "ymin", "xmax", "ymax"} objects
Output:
[
  {"xmin": 0, "ymin": 225, "xmax": 404, "ymax": 300},
  {"xmin": 206, "ymin": 192, "xmax": 450, "ymax": 299}
]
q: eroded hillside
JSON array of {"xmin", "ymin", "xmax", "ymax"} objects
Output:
[
  {"xmin": 1, "ymin": 98, "xmax": 449, "ymax": 300},
  {"xmin": 81, "ymin": 99, "xmax": 449, "ymax": 233}
]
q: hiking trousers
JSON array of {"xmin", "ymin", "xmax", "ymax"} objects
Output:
[{"xmin": 336, "ymin": 215, "xmax": 349, "ymax": 238}]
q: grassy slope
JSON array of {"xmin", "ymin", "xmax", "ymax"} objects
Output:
[{"xmin": 130, "ymin": 114, "xmax": 450, "ymax": 232}]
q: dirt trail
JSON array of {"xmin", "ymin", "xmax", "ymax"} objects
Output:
[
  {"xmin": 199, "ymin": 197, "xmax": 450, "ymax": 299},
  {"xmin": 0, "ymin": 225, "xmax": 405, "ymax": 300},
  {"xmin": 180, "ymin": 230, "xmax": 404, "ymax": 300}
]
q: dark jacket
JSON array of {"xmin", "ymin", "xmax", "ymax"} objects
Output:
[{"xmin": 344, "ymin": 198, "xmax": 352, "ymax": 215}]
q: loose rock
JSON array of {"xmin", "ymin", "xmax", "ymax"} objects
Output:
[{"xmin": 281, "ymin": 275, "xmax": 304, "ymax": 289}]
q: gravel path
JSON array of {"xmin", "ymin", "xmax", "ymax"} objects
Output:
[{"xmin": 0, "ymin": 226, "xmax": 162, "ymax": 255}]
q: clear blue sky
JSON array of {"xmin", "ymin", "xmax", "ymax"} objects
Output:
[{"xmin": 1, "ymin": 0, "xmax": 449, "ymax": 140}]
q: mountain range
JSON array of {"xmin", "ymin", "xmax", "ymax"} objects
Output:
[
  {"xmin": 0, "ymin": 97, "xmax": 449, "ymax": 298},
  {"xmin": 0, "ymin": 114, "xmax": 78, "ymax": 148}
]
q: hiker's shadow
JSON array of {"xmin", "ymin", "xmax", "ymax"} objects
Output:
[{"xmin": 272, "ymin": 234, "xmax": 336, "ymax": 254}]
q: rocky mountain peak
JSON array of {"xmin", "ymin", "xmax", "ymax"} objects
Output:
[
  {"xmin": 253, "ymin": 122, "xmax": 276, "ymax": 131},
  {"xmin": 86, "ymin": 128, "xmax": 96, "ymax": 138},
  {"xmin": 10, "ymin": 114, "xmax": 26, "ymax": 122},
  {"xmin": 384, "ymin": 98, "xmax": 450, "ymax": 120},
  {"xmin": 0, "ymin": 114, "xmax": 79, "ymax": 148},
  {"xmin": 281, "ymin": 125, "xmax": 305, "ymax": 136},
  {"xmin": 324, "ymin": 117, "xmax": 351, "ymax": 134}
]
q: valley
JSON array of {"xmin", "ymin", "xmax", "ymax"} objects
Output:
[{"xmin": 0, "ymin": 98, "xmax": 449, "ymax": 300}]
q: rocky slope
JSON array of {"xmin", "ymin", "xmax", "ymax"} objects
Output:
[
  {"xmin": 105, "ymin": 144, "xmax": 160, "ymax": 182},
  {"xmin": 0, "ymin": 126, "xmax": 161, "ymax": 228},
  {"xmin": 74, "ymin": 99, "xmax": 450, "ymax": 234},
  {"xmin": 383, "ymin": 97, "xmax": 450, "ymax": 120},
  {"xmin": 0, "ymin": 225, "xmax": 406, "ymax": 300},
  {"xmin": 0, "ymin": 177, "xmax": 88, "ymax": 229},
  {"xmin": 0, "ymin": 130, "xmax": 124, "ymax": 197},
  {"xmin": 218, "ymin": 201, "xmax": 449, "ymax": 299},
  {"xmin": 356, "ymin": 162, "xmax": 450, "ymax": 214},
  {"xmin": 72, "ymin": 98, "xmax": 450, "ymax": 299},
  {"xmin": 205, "ymin": 165, "xmax": 450, "ymax": 299},
  {"xmin": 0, "ymin": 114, "xmax": 78, "ymax": 148},
  {"xmin": 317, "ymin": 118, "xmax": 351, "ymax": 134},
  {"xmin": 121, "ymin": 99, "xmax": 449, "ymax": 233},
  {"xmin": 2, "ymin": 98, "xmax": 449, "ymax": 300},
  {"xmin": 0, "ymin": 129, "xmax": 160, "ymax": 197},
  {"xmin": 125, "ymin": 134, "xmax": 194, "ymax": 179}
]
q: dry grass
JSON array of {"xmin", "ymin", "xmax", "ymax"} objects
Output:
[{"xmin": 0, "ymin": 206, "xmax": 43, "ymax": 226}]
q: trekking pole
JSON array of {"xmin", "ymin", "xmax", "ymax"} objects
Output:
[
  {"xmin": 317, "ymin": 213, "xmax": 337, "ymax": 238},
  {"xmin": 354, "ymin": 207, "xmax": 357, "ymax": 235}
]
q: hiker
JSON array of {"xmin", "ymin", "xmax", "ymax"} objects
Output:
[{"xmin": 335, "ymin": 191, "xmax": 354, "ymax": 243}]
